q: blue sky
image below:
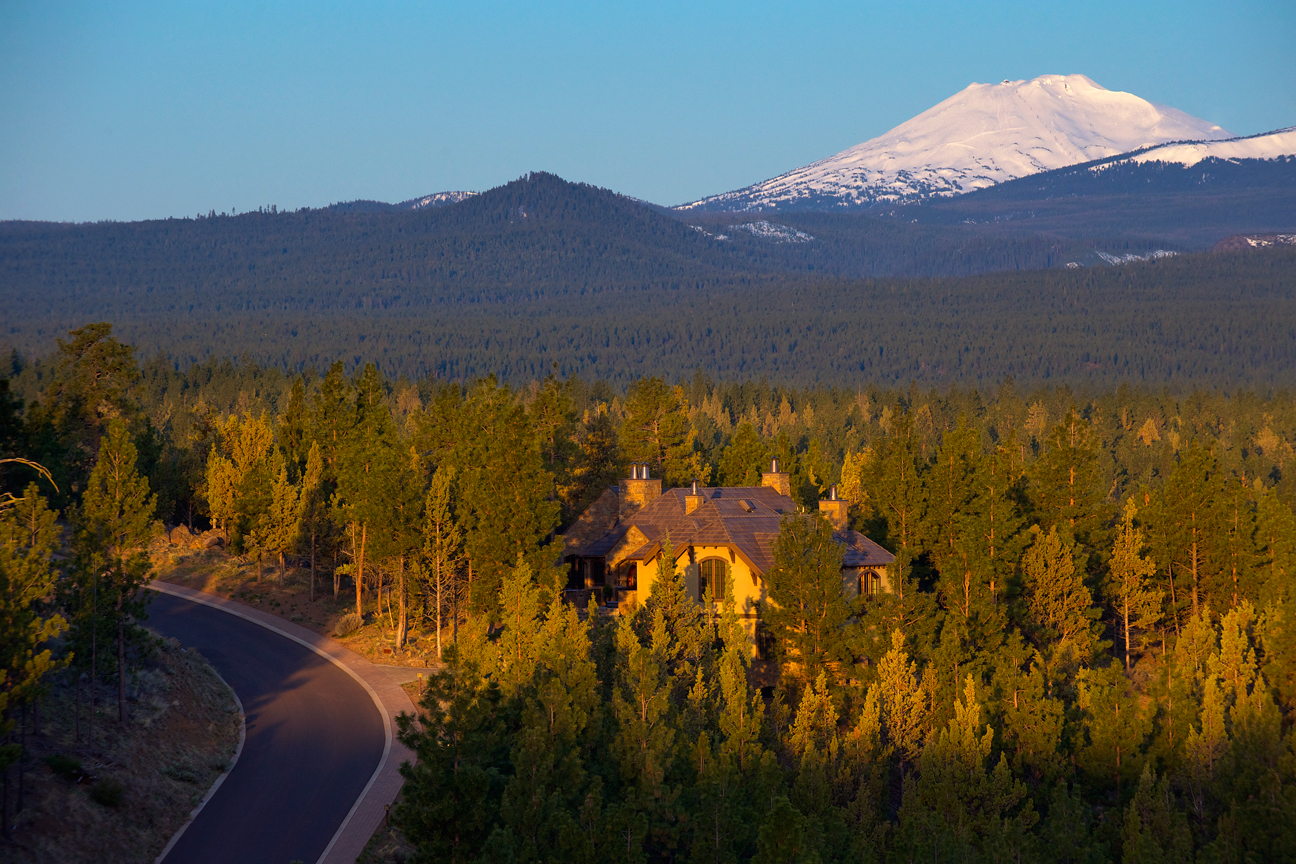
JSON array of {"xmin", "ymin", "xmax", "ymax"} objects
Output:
[{"xmin": 2, "ymin": 0, "xmax": 1293, "ymax": 222}]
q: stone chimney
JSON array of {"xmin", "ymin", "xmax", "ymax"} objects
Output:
[
  {"xmin": 761, "ymin": 458, "xmax": 791, "ymax": 498},
  {"xmin": 685, "ymin": 478, "xmax": 704, "ymax": 515},
  {"xmin": 623, "ymin": 463, "xmax": 662, "ymax": 509},
  {"xmin": 818, "ymin": 484, "xmax": 848, "ymax": 531}
]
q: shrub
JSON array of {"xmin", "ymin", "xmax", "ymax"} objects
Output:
[
  {"xmin": 91, "ymin": 778, "xmax": 124, "ymax": 807},
  {"xmin": 333, "ymin": 612, "xmax": 364, "ymax": 637},
  {"xmin": 164, "ymin": 764, "xmax": 198, "ymax": 783},
  {"xmin": 45, "ymin": 754, "xmax": 84, "ymax": 782}
]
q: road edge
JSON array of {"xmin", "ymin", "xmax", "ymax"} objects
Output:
[
  {"xmin": 148, "ymin": 581, "xmax": 417, "ymax": 864},
  {"xmin": 153, "ymin": 674, "xmax": 246, "ymax": 864}
]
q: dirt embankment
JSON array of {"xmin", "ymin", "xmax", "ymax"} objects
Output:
[
  {"xmin": 1, "ymin": 634, "xmax": 241, "ymax": 864},
  {"xmin": 153, "ymin": 533, "xmax": 449, "ymax": 669}
]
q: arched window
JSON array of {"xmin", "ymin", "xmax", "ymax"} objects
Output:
[{"xmin": 699, "ymin": 558, "xmax": 728, "ymax": 602}]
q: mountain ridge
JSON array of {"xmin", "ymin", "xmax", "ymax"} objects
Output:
[{"xmin": 679, "ymin": 74, "xmax": 1234, "ymax": 213}]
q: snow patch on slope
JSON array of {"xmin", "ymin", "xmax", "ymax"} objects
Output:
[
  {"xmin": 1096, "ymin": 250, "xmax": 1178, "ymax": 265},
  {"xmin": 727, "ymin": 221, "xmax": 815, "ymax": 243},
  {"xmin": 1122, "ymin": 127, "xmax": 1296, "ymax": 168},
  {"xmin": 400, "ymin": 191, "xmax": 478, "ymax": 209},
  {"xmin": 680, "ymin": 75, "xmax": 1233, "ymax": 212}
]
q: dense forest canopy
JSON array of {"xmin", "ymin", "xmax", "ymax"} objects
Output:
[
  {"xmin": 4, "ymin": 325, "xmax": 1296, "ymax": 861},
  {"xmin": 3, "ymin": 234, "xmax": 1295, "ymax": 389}
]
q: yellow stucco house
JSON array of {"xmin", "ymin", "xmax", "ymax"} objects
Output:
[{"xmin": 561, "ymin": 460, "xmax": 895, "ymax": 654}]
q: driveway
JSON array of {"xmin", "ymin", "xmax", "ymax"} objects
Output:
[{"xmin": 147, "ymin": 587, "xmax": 412, "ymax": 864}]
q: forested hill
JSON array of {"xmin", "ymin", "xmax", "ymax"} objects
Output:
[
  {"xmin": 0, "ymin": 171, "xmax": 1231, "ymax": 322},
  {"xmin": 0, "ymin": 172, "xmax": 753, "ymax": 311},
  {"xmin": 891, "ymin": 156, "xmax": 1296, "ymax": 247}
]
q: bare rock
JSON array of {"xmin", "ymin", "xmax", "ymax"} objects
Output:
[{"xmin": 169, "ymin": 525, "xmax": 195, "ymax": 547}]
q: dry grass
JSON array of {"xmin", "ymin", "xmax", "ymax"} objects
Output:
[
  {"xmin": 155, "ymin": 544, "xmax": 449, "ymax": 668},
  {"xmin": 1, "ymin": 634, "xmax": 241, "ymax": 864},
  {"xmin": 356, "ymin": 791, "xmax": 417, "ymax": 864}
]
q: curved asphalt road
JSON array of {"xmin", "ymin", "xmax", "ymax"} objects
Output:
[{"xmin": 148, "ymin": 592, "xmax": 385, "ymax": 864}]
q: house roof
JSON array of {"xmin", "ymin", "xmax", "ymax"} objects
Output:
[
  {"xmin": 836, "ymin": 530, "xmax": 897, "ymax": 568},
  {"xmin": 572, "ymin": 484, "xmax": 895, "ymax": 576}
]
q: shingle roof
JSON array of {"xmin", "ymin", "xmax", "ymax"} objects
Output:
[
  {"xmin": 572, "ymin": 482, "xmax": 896, "ymax": 576},
  {"xmin": 836, "ymin": 530, "xmax": 897, "ymax": 568}
]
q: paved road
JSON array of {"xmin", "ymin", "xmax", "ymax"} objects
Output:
[{"xmin": 149, "ymin": 592, "xmax": 385, "ymax": 864}]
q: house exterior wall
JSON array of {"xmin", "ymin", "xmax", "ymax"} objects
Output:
[{"xmin": 625, "ymin": 543, "xmax": 768, "ymax": 657}]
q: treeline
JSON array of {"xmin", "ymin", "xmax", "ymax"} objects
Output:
[
  {"xmin": 5, "ymin": 243, "xmax": 1295, "ymax": 390},
  {"xmin": 3, "ymin": 325, "xmax": 1296, "ymax": 860}
]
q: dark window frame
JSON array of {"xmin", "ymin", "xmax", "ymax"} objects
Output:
[{"xmin": 698, "ymin": 557, "xmax": 728, "ymax": 602}]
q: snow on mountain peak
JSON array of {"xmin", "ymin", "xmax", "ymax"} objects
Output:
[{"xmin": 679, "ymin": 74, "xmax": 1234, "ymax": 212}]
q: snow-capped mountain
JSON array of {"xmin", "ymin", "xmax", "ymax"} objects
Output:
[{"xmin": 679, "ymin": 74, "xmax": 1234, "ymax": 212}]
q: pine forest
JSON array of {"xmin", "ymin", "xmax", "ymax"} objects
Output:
[{"xmin": 3, "ymin": 321, "xmax": 1296, "ymax": 862}]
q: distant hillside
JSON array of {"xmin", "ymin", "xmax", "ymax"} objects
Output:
[
  {"xmin": 0, "ymin": 173, "xmax": 749, "ymax": 321},
  {"xmin": 889, "ymin": 154, "xmax": 1296, "ymax": 248},
  {"xmin": 1, "ymin": 171, "xmax": 1190, "ymax": 335},
  {"xmin": 4, "ymin": 172, "xmax": 1294, "ymax": 389}
]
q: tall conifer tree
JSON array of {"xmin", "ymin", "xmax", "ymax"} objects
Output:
[{"xmin": 75, "ymin": 418, "xmax": 156, "ymax": 725}]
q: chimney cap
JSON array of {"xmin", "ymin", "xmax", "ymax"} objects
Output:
[
  {"xmin": 770, "ymin": 458, "xmax": 779, "ymax": 473},
  {"xmin": 690, "ymin": 478, "xmax": 700, "ymax": 495},
  {"xmin": 829, "ymin": 484, "xmax": 838, "ymax": 501}
]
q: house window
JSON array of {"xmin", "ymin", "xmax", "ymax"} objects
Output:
[
  {"xmin": 862, "ymin": 569, "xmax": 881, "ymax": 597},
  {"xmin": 755, "ymin": 620, "xmax": 776, "ymax": 661},
  {"xmin": 699, "ymin": 558, "xmax": 728, "ymax": 602}
]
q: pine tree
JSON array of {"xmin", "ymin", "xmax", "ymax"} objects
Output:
[
  {"xmin": 874, "ymin": 629, "xmax": 930, "ymax": 767},
  {"xmin": 311, "ymin": 360, "xmax": 356, "ymax": 470},
  {"xmin": 716, "ymin": 576, "xmax": 764, "ymax": 775},
  {"xmin": 903, "ymin": 676, "xmax": 1035, "ymax": 857},
  {"xmin": 565, "ymin": 403, "xmax": 622, "ymax": 517},
  {"xmin": 204, "ymin": 410, "xmax": 274, "ymax": 556},
  {"xmin": 1146, "ymin": 445, "xmax": 1228, "ymax": 621},
  {"xmin": 277, "ymin": 375, "xmax": 311, "ymax": 473},
  {"xmin": 529, "ymin": 375, "xmax": 580, "ymax": 521},
  {"xmin": 41, "ymin": 323, "xmax": 141, "ymax": 488},
  {"xmin": 75, "ymin": 418, "xmax": 156, "ymax": 725},
  {"xmin": 762, "ymin": 514, "xmax": 851, "ymax": 689},
  {"xmin": 1120, "ymin": 765, "xmax": 1193, "ymax": 864},
  {"xmin": 0, "ymin": 483, "xmax": 68, "ymax": 771},
  {"xmin": 334, "ymin": 364, "xmax": 402, "ymax": 618},
  {"xmin": 498, "ymin": 593, "xmax": 603, "ymax": 864},
  {"xmin": 1254, "ymin": 487, "xmax": 1294, "ymax": 608},
  {"xmin": 253, "ymin": 452, "xmax": 305, "ymax": 582},
  {"xmin": 861, "ymin": 412, "xmax": 927, "ymax": 613},
  {"xmin": 423, "ymin": 466, "xmax": 464, "ymax": 660},
  {"xmin": 1109, "ymin": 500, "xmax": 1162, "ymax": 671},
  {"xmin": 717, "ymin": 423, "xmax": 771, "ymax": 487},
  {"xmin": 1020, "ymin": 526, "xmax": 1101, "ymax": 684},
  {"xmin": 1076, "ymin": 664, "xmax": 1149, "ymax": 794},
  {"xmin": 298, "ymin": 441, "xmax": 325, "ymax": 600},
  {"xmin": 641, "ymin": 536, "xmax": 712, "ymax": 719},
  {"xmin": 1029, "ymin": 408, "xmax": 1107, "ymax": 548},
  {"xmin": 612, "ymin": 611, "xmax": 675, "ymax": 798},
  {"xmin": 394, "ymin": 649, "xmax": 510, "ymax": 864},
  {"xmin": 446, "ymin": 378, "xmax": 561, "ymax": 617},
  {"xmin": 623, "ymin": 377, "xmax": 704, "ymax": 487}
]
